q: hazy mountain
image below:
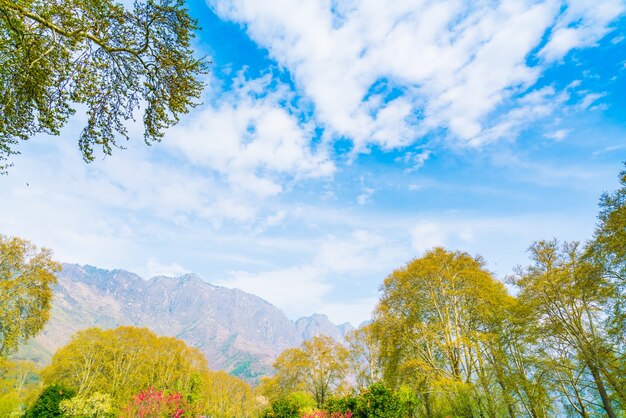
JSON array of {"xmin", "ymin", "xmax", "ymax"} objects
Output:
[
  {"xmin": 17, "ymin": 264, "xmax": 353, "ymax": 381},
  {"xmin": 295, "ymin": 313, "xmax": 354, "ymax": 341}
]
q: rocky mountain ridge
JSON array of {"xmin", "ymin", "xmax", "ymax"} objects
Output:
[{"xmin": 18, "ymin": 264, "xmax": 353, "ymax": 381}]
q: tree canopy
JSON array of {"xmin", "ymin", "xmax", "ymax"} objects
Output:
[
  {"xmin": 373, "ymin": 248, "xmax": 517, "ymax": 417},
  {"xmin": 41, "ymin": 326, "xmax": 208, "ymax": 404},
  {"xmin": 0, "ymin": 235, "xmax": 60, "ymax": 356},
  {"xmin": 0, "ymin": 0, "xmax": 208, "ymax": 172},
  {"xmin": 263, "ymin": 335, "xmax": 349, "ymax": 408},
  {"xmin": 40, "ymin": 325, "xmax": 260, "ymax": 416}
]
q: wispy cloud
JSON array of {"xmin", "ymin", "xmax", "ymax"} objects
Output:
[
  {"xmin": 208, "ymin": 0, "xmax": 624, "ymax": 148},
  {"xmin": 168, "ymin": 73, "xmax": 334, "ymax": 197}
]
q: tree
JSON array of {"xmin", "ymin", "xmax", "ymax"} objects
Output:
[
  {"xmin": 270, "ymin": 335, "xmax": 349, "ymax": 408},
  {"xmin": 586, "ymin": 165, "xmax": 626, "ymax": 341},
  {"xmin": 196, "ymin": 370, "xmax": 261, "ymax": 418},
  {"xmin": 261, "ymin": 395, "xmax": 308, "ymax": 418},
  {"xmin": 0, "ymin": 358, "xmax": 41, "ymax": 416},
  {"xmin": 0, "ymin": 235, "xmax": 61, "ymax": 356},
  {"xmin": 372, "ymin": 248, "xmax": 518, "ymax": 418},
  {"xmin": 588, "ymin": 164, "xmax": 626, "ymax": 279},
  {"xmin": 354, "ymin": 382, "xmax": 403, "ymax": 418},
  {"xmin": 119, "ymin": 388, "xmax": 188, "ymax": 418},
  {"xmin": 0, "ymin": 0, "xmax": 208, "ymax": 172},
  {"xmin": 346, "ymin": 324, "xmax": 382, "ymax": 390},
  {"xmin": 23, "ymin": 384, "xmax": 76, "ymax": 418},
  {"xmin": 41, "ymin": 326, "xmax": 208, "ymax": 408},
  {"xmin": 514, "ymin": 240, "xmax": 620, "ymax": 417}
]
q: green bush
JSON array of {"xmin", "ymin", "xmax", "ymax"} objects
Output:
[
  {"xmin": 323, "ymin": 383, "xmax": 418, "ymax": 418},
  {"xmin": 325, "ymin": 395, "xmax": 358, "ymax": 414},
  {"xmin": 23, "ymin": 384, "xmax": 76, "ymax": 418},
  {"xmin": 355, "ymin": 383, "xmax": 402, "ymax": 418},
  {"xmin": 262, "ymin": 398, "xmax": 301, "ymax": 418}
]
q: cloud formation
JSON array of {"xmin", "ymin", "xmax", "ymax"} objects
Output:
[
  {"xmin": 209, "ymin": 0, "xmax": 624, "ymax": 148},
  {"xmin": 169, "ymin": 74, "xmax": 334, "ymax": 196}
]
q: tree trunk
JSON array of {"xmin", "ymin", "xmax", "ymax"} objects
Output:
[
  {"xmin": 423, "ymin": 390, "xmax": 433, "ymax": 418},
  {"xmin": 588, "ymin": 362, "xmax": 617, "ymax": 418}
]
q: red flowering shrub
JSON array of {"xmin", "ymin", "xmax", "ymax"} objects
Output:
[
  {"xmin": 120, "ymin": 387, "xmax": 190, "ymax": 417},
  {"xmin": 301, "ymin": 411, "xmax": 353, "ymax": 418}
]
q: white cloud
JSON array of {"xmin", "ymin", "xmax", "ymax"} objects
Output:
[
  {"xmin": 208, "ymin": 0, "xmax": 623, "ymax": 148},
  {"xmin": 169, "ymin": 73, "xmax": 334, "ymax": 197},
  {"xmin": 410, "ymin": 222, "xmax": 450, "ymax": 254},
  {"xmin": 218, "ymin": 229, "xmax": 410, "ymax": 323},
  {"xmin": 319, "ymin": 297, "xmax": 379, "ymax": 326},
  {"xmin": 540, "ymin": 0, "xmax": 625, "ymax": 61},
  {"xmin": 144, "ymin": 259, "xmax": 190, "ymax": 278},
  {"xmin": 357, "ymin": 187, "xmax": 374, "ymax": 205},
  {"xmin": 579, "ymin": 92, "xmax": 607, "ymax": 110},
  {"xmin": 397, "ymin": 150, "xmax": 432, "ymax": 173},
  {"xmin": 218, "ymin": 265, "xmax": 332, "ymax": 318},
  {"xmin": 314, "ymin": 230, "xmax": 404, "ymax": 274},
  {"xmin": 545, "ymin": 129, "xmax": 569, "ymax": 141}
]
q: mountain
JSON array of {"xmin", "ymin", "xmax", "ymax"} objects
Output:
[
  {"xmin": 296, "ymin": 313, "xmax": 354, "ymax": 342},
  {"xmin": 17, "ymin": 264, "xmax": 353, "ymax": 381}
]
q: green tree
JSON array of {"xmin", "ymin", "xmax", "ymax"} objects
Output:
[
  {"xmin": 588, "ymin": 165, "xmax": 626, "ymax": 281},
  {"xmin": 0, "ymin": 0, "xmax": 208, "ymax": 171},
  {"xmin": 261, "ymin": 396, "xmax": 305, "ymax": 418},
  {"xmin": 23, "ymin": 383, "xmax": 76, "ymax": 418},
  {"xmin": 0, "ymin": 235, "xmax": 61, "ymax": 356},
  {"xmin": 355, "ymin": 382, "xmax": 402, "ymax": 418}
]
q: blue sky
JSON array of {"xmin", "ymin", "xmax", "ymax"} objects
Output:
[{"xmin": 1, "ymin": 0, "xmax": 626, "ymax": 325}]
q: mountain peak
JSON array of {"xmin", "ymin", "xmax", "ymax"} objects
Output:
[{"xmin": 21, "ymin": 263, "xmax": 350, "ymax": 382}]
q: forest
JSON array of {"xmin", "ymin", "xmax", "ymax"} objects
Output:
[{"xmin": 0, "ymin": 167, "xmax": 624, "ymax": 417}]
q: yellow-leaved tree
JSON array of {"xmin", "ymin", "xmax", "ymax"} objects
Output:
[
  {"xmin": 372, "ymin": 248, "xmax": 517, "ymax": 417},
  {"xmin": 41, "ymin": 326, "xmax": 207, "ymax": 409},
  {"xmin": 263, "ymin": 335, "xmax": 349, "ymax": 408},
  {"xmin": 41, "ymin": 326, "xmax": 260, "ymax": 416},
  {"xmin": 0, "ymin": 234, "xmax": 60, "ymax": 356}
]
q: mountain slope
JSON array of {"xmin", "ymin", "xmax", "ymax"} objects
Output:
[{"xmin": 17, "ymin": 264, "xmax": 351, "ymax": 381}]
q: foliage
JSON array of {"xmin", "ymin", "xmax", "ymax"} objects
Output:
[
  {"xmin": 23, "ymin": 383, "xmax": 76, "ymax": 418},
  {"xmin": 41, "ymin": 326, "xmax": 208, "ymax": 409},
  {"xmin": 0, "ymin": 358, "xmax": 40, "ymax": 416},
  {"xmin": 587, "ymin": 164, "xmax": 626, "ymax": 340},
  {"xmin": 345, "ymin": 325, "xmax": 381, "ymax": 390},
  {"xmin": 119, "ymin": 387, "xmax": 188, "ymax": 418},
  {"xmin": 0, "ymin": 235, "xmax": 61, "ymax": 356},
  {"xmin": 322, "ymin": 383, "xmax": 416, "ymax": 418},
  {"xmin": 324, "ymin": 394, "xmax": 357, "ymax": 415},
  {"xmin": 515, "ymin": 240, "xmax": 622, "ymax": 417},
  {"xmin": 269, "ymin": 335, "xmax": 349, "ymax": 408},
  {"xmin": 40, "ymin": 326, "xmax": 258, "ymax": 416},
  {"xmin": 261, "ymin": 394, "xmax": 310, "ymax": 418},
  {"xmin": 60, "ymin": 392, "xmax": 114, "ymax": 417},
  {"xmin": 302, "ymin": 410, "xmax": 353, "ymax": 418},
  {"xmin": 0, "ymin": 0, "xmax": 208, "ymax": 171},
  {"xmin": 0, "ymin": 392, "xmax": 20, "ymax": 417},
  {"xmin": 589, "ymin": 164, "xmax": 626, "ymax": 277},
  {"xmin": 196, "ymin": 369, "xmax": 261, "ymax": 418},
  {"xmin": 354, "ymin": 382, "xmax": 403, "ymax": 418},
  {"xmin": 372, "ymin": 248, "xmax": 517, "ymax": 417}
]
